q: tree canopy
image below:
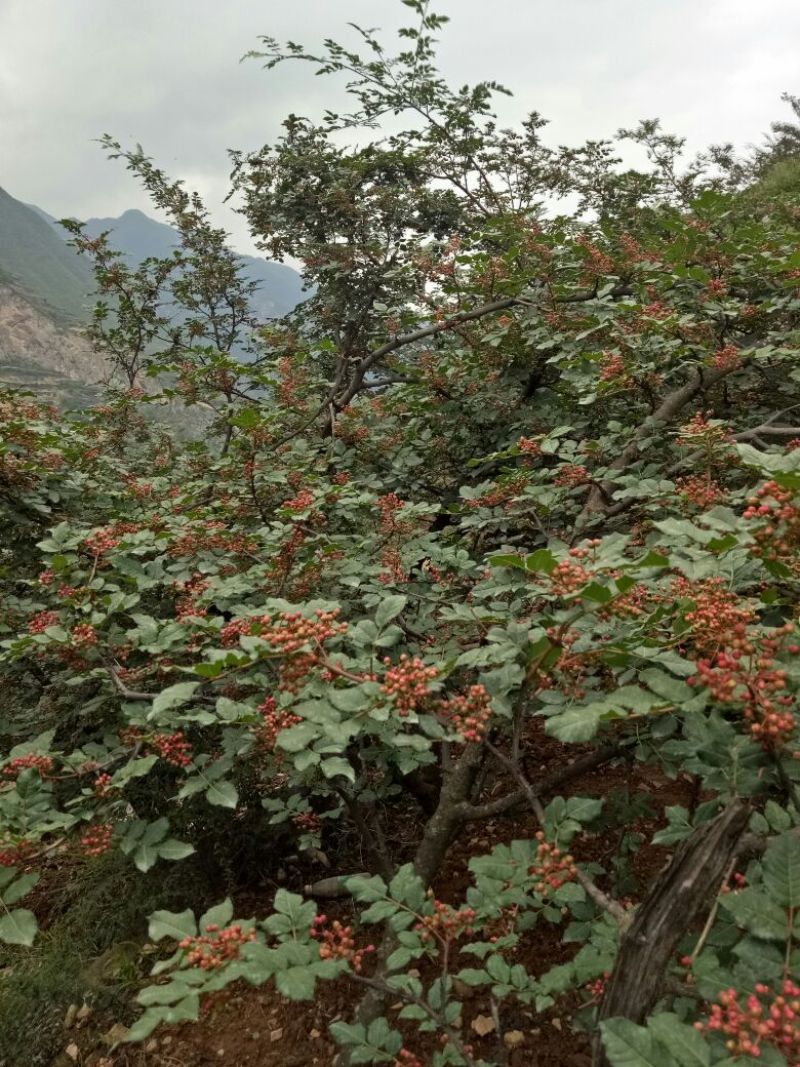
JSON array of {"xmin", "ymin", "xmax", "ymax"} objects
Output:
[{"xmin": 1, "ymin": 5, "xmax": 800, "ymax": 1066}]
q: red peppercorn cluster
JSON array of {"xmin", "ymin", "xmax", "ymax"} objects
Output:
[
  {"xmin": 0, "ymin": 837, "xmax": 33, "ymax": 867},
  {"xmin": 575, "ymin": 233, "xmax": 615, "ymax": 276},
  {"xmin": 276, "ymin": 356, "xmax": 303, "ymax": 407},
  {"xmin": 438, "ymin": 683, "xmax": 493, "ymax": 742},
  {"xmin": 169, "ymin": 520, "xmax": 256, "ymax": 558},
  {"xmin": 151, "ymin": 731, "xmax": 193, "ymax": 767},
  {"xmin": 467, "ymin": 475, "xmax": 529, "ymax": 509},
  {"xmin": 220, "ymin": 617, "xmax": 257, "ymax": 647},
  {"xmin": 719, "ymin": 871, "xmax": 746, "ymax": 895},
  {"xmin": 222, "ymin": 610, "xmax": 346, "ymax": 690},
  {"xmin": 256, "ymin": 697, "xmax": 301, "ymax": 751},
  {"xmin": 2, "ymin": 754, "xmax": 53, "ymax": 778},
  {"xmin": 586, "ymin": 971, "xmax": 611, "ymax": 1000},
  {"xmin": 677, "ymin": 413, "xmax": 733, "ymax": 450},
  {"xmin": 743, "ymin": 481, "xmax": 800, "ymax": 569},
  {"xmin": 80, "ymin": 823, "xmax": 114, "ymax": 857},
  {"xmin": 310, "ymin": 915, "xmax": 375, "ymax": 972},
  {"xmin": 676, "ymin": 474, "xmax": 725, "ymax": 509},
  {"xmin": 393, "ymin": 1050, "xmax": 423, "ymax": 1067},
  {"xmin": 377, "ymin": 493, "xmax": 414, "ymax": 535},
  {"xmin": 283, "ymin": 487, "xmax": 314, "ymax": 512},
  {"xmin": 381, "ymin": 655, "xmax": 439, "ymax": 717},
  {"xmin": 549, "ymin": 559, "xmax": 591, "ymax": 596},
  {"xmin": 680, "ymin": 578, "xmax": 755, "ymax": 653},
  {"xmin": 518, "ymin": 435, "xmax": 542, "ymax": 456},
  {"xmin": 529, "ymin": 627, "xmax": 590, "ymax": 700},
  {"xmin": 173, "ymin": 573, "xmax": 210, "ymax": 621},
  {"xmin": 38, "ymin": 570, "xmax": 55, "ymax": 586},
  {"xmin": 292, "ymin": 811, "xmax": 322, "ymax": 833},
  {"xmin": 28, "ymin": 610, "xmax": 60, "ymax": 634},
  {"xmin": 379, "ymin": 546, "xmax": 407, "ymax": 585},
  {"xmin": 711, "ymin": 344, "xmax": 741, "ymax": 371},
  {"xmin": 119, "ymin": 726, "xmax": 143, "ymax": 748},
  {"xmin": 94, "ymin": 773, "xmax": 113, "ymax": 796},
  {"xmin": 263, "ymin": 610, "xmax": 347, "ymax": 692},
  {"xmin": 83, "ymin": 527, "xmax": 121, "ymax": 556},
  {"xmin": 273, "ymin": 525, "xmax": 308, "ymax": 581},
  {"xmin": 689, "ymin": 624, "xmax": 796, "ymax": 747},
  {"xmin": 695, "ymin": 980, "xmax": 800, "ymax": 1060},
  {"xmin": 414, "ymin": 900, "xmax": 476, "ymax": 945},
  {"xmin": 603, "ymin": 577, "xmax": 649, "ymax": 620},
  {"xmin": 529, "ymin": 832, "xmax": 578, "ymax": 895},
  {"xmin": 70, "ymin": 623, "xmax": 98, "ymax": 646},
  {"xmin": 178, "ymin": 923, "xmax": 257, "ymax": 970},
  {"xmin": 599, "ymin": 352, "xmax": 630, "ymax": 384},
  {"xmin": 554, "ymin": 464, "xmax": 589, "ymax": 488}
]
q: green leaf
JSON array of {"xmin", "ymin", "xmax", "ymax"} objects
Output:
[
  {"xmin": 601, "ymin": 1019, "xmax": 665, "ymax": 1067},
  {"xmin": 720, "ymin": 888, "xmax": 789, "ymax": 940},
  {"xmin": 277, "ymin": 722, "xmax": 319, "ymax": 753},
  {"xmin": 635, "ymin": 550, "xmax": 670, "ymax": 568},
  {"xmin": 361, "ymin": 899, "xmax": 399, "ymax": 923},
  {"xmin": 273, "ymin": 889, "xmax": 317, "ymax": 929},
  {"xmin": 157, "ymin": 839, "xmax": 195, "ymax": 863},
  {"xmin": 148, "ymin": 908, "xmax": 197, "ymax": 942},
  {"xmin": 489, "ymin": 553, "xmax": 527, "ymax": 570},
  {"xmin": 388, "ymin": 864, "xmax": 425, "ymax": 910},
  {"xmin": 733, "ymin": 936, "xmax": 785, "ymax": 981},
  {"xmin": 763, "ymin": 832, "xmax": 800, "ymax": 908},
  {"xmin": 580, "ymin": 581, "xmax": 613, "ymax": 604},
  {"xmin": 386, "ymin": 947, "xmax": 416, "ymax": 970},
  {"xmin": 648, "ymin": 1014, "xmax": 709, "ymax": 1067},
  {"xmin": 275, "ymin": 966, "xmax": 316, "ymax": 1000},
  {"xmin": 149, "ymin": 682, "xmax": 200, "ymax": 717},
  {"xmin": 329, "ymin": 1021, "xmax": 367, "ymax": 1047},
  {"xmin": 0, "ymin": 908, "xmax": 37, "ymax": 946},
  {"xmin": 320, "ymin": 757, "xmax": 355, "ymax": 782},
  {"xmin": 200, "ymin": 899, "xmax": 234, "ymax": 931},
  {"xmin": 764, "ymin": 802, "xmax": 792, "ymax": 833},
  {"xmin": 346, "ymin": 873, "xmax": 387, "ymax": 902},
  {"xmin": 133, "ymin": 843, "xmax": 161, "ymax": 873},
  {"xmin": 375, "ymin": 595, "xmax": 407, "ymax": 629},
  {"xmin": 125, "ymin": 1009, "xmax": 166, "ymax": 1043},
  {"xmin": 205, "ymin": 779, "xmax": 238, "ymax": 809},
  {"xmin": 545, "ymin": 704, "xmax": 604, "ymax": 742},
  {"xmin": 1, "ymin": 872, "xmax": 39, "ymax": 906},
  {"xmin": 639, "ymin": 669, "xmax": 692, "ymax": 704},
  {"xmin": 526, "ymin": 549, "xmax": 557, "ymax": 574}
]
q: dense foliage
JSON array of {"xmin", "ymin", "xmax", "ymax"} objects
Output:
[{"xmin": 2, "ymin": 4, "xmax": 800, "ymax": 1065}]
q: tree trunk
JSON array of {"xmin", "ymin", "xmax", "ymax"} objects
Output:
[{"xmin": 592, "ymin": 801, "xmax": 750, "ymax": 1067}]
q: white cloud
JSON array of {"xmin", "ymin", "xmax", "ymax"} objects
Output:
[{"xmin": 1, "ymin": 0, "xmax": 798, "ymax": 256}]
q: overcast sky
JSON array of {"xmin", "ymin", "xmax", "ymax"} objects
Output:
[{"xmin": 1, "ymin": 0, "xmax": 798, "ymax": 257}]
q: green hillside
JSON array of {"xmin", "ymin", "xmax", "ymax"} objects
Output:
[
  {"xmin": 34, "ymin": 202, "xmax": 307, "ymax": 319},
  {"xmin": 0, "ymin": 186, "xmax": 92, "ymax": 323},
  {"xmin": 80, "ymin": 208, "xmax": 307, "ymax": 318}
]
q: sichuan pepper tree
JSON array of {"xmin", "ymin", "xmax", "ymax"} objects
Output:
[{"xmin": 2, "ymin": 3, "xmax": 800, "ymax": 1065}]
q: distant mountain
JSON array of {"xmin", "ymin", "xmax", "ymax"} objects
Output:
[
  {"xmin": 0, "ymin": 187, "xmax": 93, "ymax": 323},
  {"xmin": 0, "ymin": 184, "xmax": 307, "ymax": 402},
  {"xmin": 0, "ymin": 281, "xmax": 103, "ymax": 409},
  {"xmin": 35, "ymin": 202, "xmax": 307, "ymax": 321}
]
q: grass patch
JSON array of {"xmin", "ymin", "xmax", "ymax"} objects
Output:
[{"xmin": 0, "ymin": 852, "xmax": 213, "ymax": 1067}]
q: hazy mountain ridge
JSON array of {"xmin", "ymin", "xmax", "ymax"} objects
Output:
[
  {"xmin": 0, "ymin": 185, "xmax": 306, "ymax": 402},
  {"xmin": 0, "ymin": 186, "xmax": 93, "ymax": 324},
  {"xmin": 34, "ymin": 201, "xmax": 307, "ymax": 321}
]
